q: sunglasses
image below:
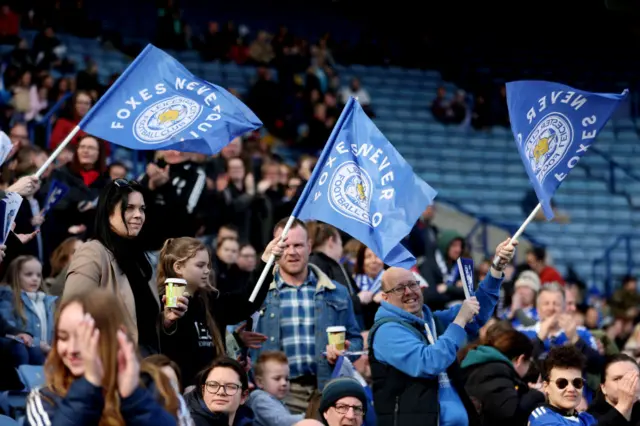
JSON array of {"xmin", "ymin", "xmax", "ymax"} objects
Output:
[{"xmin": 554, "ymin": 377, "xmax": 584, "ymax": 390}]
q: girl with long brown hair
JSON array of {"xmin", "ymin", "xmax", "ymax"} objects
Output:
[
  {"xmin": 0, "ymin": 255, "xmax": 56, "ymax": 365},
  {"xmin": 157, "ymin": 235, "xmax": 284, "ymax": 387},
  {"xmin": 25, "ymin": 288, "xmax": 192, "ymax": 426}
]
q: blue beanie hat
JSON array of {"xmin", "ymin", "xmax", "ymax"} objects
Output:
[{"xmin": 319, "ymin": 377, "xmax": 367, "ymax": 417}]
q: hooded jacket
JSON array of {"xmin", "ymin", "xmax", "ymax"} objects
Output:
[
  {"xmin": 185, "ymin": 390, "xmax": 254, "ymax": 426},
  {"xmin": 461, "ymin": 345, "xmax": 545, "ymax": 426},
  {"xmin": 369, "ymin": 270, "xmax": 503, "ymax": 426}
]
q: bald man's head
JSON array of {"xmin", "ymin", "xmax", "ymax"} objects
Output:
[{"xmin": 381, "ymin": 267, "xmax": 423, "ymax": 316}]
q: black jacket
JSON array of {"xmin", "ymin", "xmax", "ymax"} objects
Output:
[
  {"xmin": 587, "ymin": 392, "xmax": 640, "ymax": 426},
  {"xmin": 460, "ymin": 345, "xmax": 545, "ymax": 426},
  {"xmin": 309, "ymin": 251, "xmax": 363, "ymax": 318},
  {"xmin": 160, "ymin": 260, "xmax": 272, "ymax": 386}
]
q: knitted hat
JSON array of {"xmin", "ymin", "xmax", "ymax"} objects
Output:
[
  {"xmin": 319, "ymin": 378, "xmax": 367, "ymax": 417},
  {"xmin": 515, "ymin": 271, "xmax": 541, "ymax": 293}
]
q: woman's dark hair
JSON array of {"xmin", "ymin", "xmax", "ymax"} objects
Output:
[
  {"xmin": 600, "ymin": 353, "xmax": 639, "ymax": 384},
  {"xmin": 69, "ymin": 134, "xmax": 107, "ymax": 174},
  {"xmin": 94, "ymin": 179, "xmax": 151, "ymax": 278},
  {"xmin": 61, "ymin": 90, "xmax": 92, "ymax": 120},
  {"xmin": 353, "ymin": 243, "xmax": 386, "ymax": 276},
  {"xmin": 195, "ymin": 357, "xmax": 249, "ymax": 399},
  {"xmin": 542, "ymin": 345, "xmax": 586, "ymax": 381},
  {"xmin": 95, "ymin": 179, "xmax": 144, "ymax": 242}
]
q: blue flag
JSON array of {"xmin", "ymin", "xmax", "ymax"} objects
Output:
[
  {"xmin": 507, "ymin": 81, "xmax": 628, "ymax": 219},
  {"xmin": 295, "ymin": 98, "xmax": 437, "ymax": 268},
  {"xmin": 80, "ymin": 44, "xmax": 262, "ymax": 155},
  {"xmin": 457, "ymin": 257, "xmax": 475, "ymax": 299},
  {"xmin": 42, "ymin": 180, "xmax": 70, "ymax": 216}
]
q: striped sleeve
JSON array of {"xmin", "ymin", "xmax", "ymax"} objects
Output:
[
  {"xmin": 25, "ymin": 388, "xmax": 52, "ymax": 426},
  {"xmin": 176, "ymin": 392, "xmax": 194, "ymax": 426},
  {"xmin": 528, "ymin": 406, "xmax": 559, "ymax": 426}
]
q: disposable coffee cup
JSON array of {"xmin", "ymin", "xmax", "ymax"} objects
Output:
[
  {"xmin": 165, "ymin": 278, "xmax": 187, "ymax": 308},
  {"xmin": 326, "ymin": 326, "xmax": 346, "ymax": 351}
]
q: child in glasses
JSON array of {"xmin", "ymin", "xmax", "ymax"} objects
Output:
[
  {"xmin": 246, "ymin": 351, "xmax": 304, "ymax": 426},
  {"xmin": 529, "ymin": 345, "xmax": 597, "ymax": 425}
]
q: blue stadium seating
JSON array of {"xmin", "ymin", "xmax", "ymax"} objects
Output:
[{"xmin": 50, "ymin": 33, "xmax": 639, "ymax": 288}]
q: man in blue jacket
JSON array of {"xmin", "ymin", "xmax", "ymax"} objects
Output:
[{"xmin": 368, "ymin": 238, "xmax": 517, "ymax": 426}]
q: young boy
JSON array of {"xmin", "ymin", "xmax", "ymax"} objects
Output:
[{"xmin": 247, "ymin": 351, "xmax": 304, "ymax": 426}]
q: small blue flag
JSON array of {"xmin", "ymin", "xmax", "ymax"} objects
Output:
[
  {"xmin": 80, "ymin": 44, "xmax": 262, "ymax": 155},
  {"xmin": 295, "ymin": 98, "xmax": 437, "ymax": 268},
  {"xmin": 457, "ymin": 257, "xmax": 475, "ymax": 299},
  {"xmin": 42, "ymin": 180, "xmax": 70, "ymax": 216},
  {"xmin": 0, "ymin": 192, "xmax": 22, "ymax": 244},
  {"xmin": 507, "ymin": 81, "xmax": 628, "ymax": 219}
]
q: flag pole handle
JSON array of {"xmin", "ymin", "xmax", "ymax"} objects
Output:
[
  {"xmin": 35, "ymin": 125, "xmax": 81, "ymax": 179},
  {"xmin": 249, "ymin": 215, "xmax": 297, "ymax": 302},
  {"xmin": 491, "ymin": 203, "xmax": 541, "ymax": 268}
]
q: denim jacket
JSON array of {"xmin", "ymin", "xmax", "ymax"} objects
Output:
[
  {"xmin": 0, "ymin": 286, "xmax": 57, "ymax": 346},
  {"xmin": 251, "ymin": 263, "xmax": 363, "ymax": 390}
]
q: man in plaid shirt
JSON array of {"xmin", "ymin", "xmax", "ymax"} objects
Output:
[{"xmin": 252, "ymin": 217, "xmax": 363, "ymax": 414}]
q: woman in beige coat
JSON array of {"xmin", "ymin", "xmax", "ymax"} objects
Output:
[{"xmin": 63, "ymin": 179, "xmax": 185, "ymax": 356}]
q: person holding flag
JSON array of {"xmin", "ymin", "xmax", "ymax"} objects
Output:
[
  {"xmin": 367, "ymin": 239, "xmax": 517, "ymax": 426},
  {"xmin": 248, "ymin": 96, "xmax": 436, "ymax": 303}
]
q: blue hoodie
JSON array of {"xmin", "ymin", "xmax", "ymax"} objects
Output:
[{"xmin": 371, "ymin": 271, "xmax": 503, "ymax": 426}]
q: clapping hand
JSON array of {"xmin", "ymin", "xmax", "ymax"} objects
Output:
[
  {"xmin": 79, "ymin": 314, "xmax": 103, "ymax": 387},
  {"xmin": 116, "ymin": 330, "xmax": 140, "ymax": 398}
]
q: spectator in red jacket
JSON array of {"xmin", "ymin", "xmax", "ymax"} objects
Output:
[
  {"xmin": 527, "ymin": 247, "xmax": 565, "ymax": 286},
  {"xmin": 49, "ymin": 91, "xmax": 111, "ymax": 155}
]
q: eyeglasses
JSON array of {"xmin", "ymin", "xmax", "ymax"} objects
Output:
[
  {"xmin": 554, "ymin": 377, "xmax": 584, "ymax": 390},
  {"xmin": 334, "ymin": 404, "xmax": 364, "ymax": 416},
  {"xmin": 204, "ymin": 381, "xmax": 242, "ymax": 396},
  {"xmin": 385, "ymin": 281, "xmax": 420, "ymax": 295}
]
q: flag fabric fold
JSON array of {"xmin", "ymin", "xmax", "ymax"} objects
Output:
[
  {"xmin": 506, "ymin": 80, "xmax": 628, "ymax": 219},
  {"xmin": 80, "ymin": 44, "xmax": 262, "ymax": 155},
  {"xmin": 295, "ymin": 97, "xmax": 437, "ymax": 269}
]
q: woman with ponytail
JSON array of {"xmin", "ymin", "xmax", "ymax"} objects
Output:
[
  {"xmin": 25, "ymin": 289, "xmax": 192, "ymax": 426},
  {"xmin": 157, "ymin": 235, "xmax": 285, "ymax": 387}
]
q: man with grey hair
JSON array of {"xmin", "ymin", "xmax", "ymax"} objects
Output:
[{"xmin": 518, "ymin": 283, "xmax": 603, "ymax": 368}]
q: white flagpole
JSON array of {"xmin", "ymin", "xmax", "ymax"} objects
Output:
[
  {"xmin": 248, "ymin": 215, "xmax": 296, "ymax": 302},
  {"xmin": 492, "ymin": 203, "xmax": 541, "ymax": 267},
  {"xmin": 247, "ymin": 97, "xmax": 359, "ymax": 302},
  {"xmin": 35, "ymin": 126, "xmax": 82, "ymax": 178}
]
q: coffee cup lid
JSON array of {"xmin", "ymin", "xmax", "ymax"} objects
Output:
[
  {"xmin": 165, "ymin": 278, "xmax": 187, "ymax": 285},
  {"xmin": 326, "ymin": 326, "xmax": 346, "ymax": 333}
]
